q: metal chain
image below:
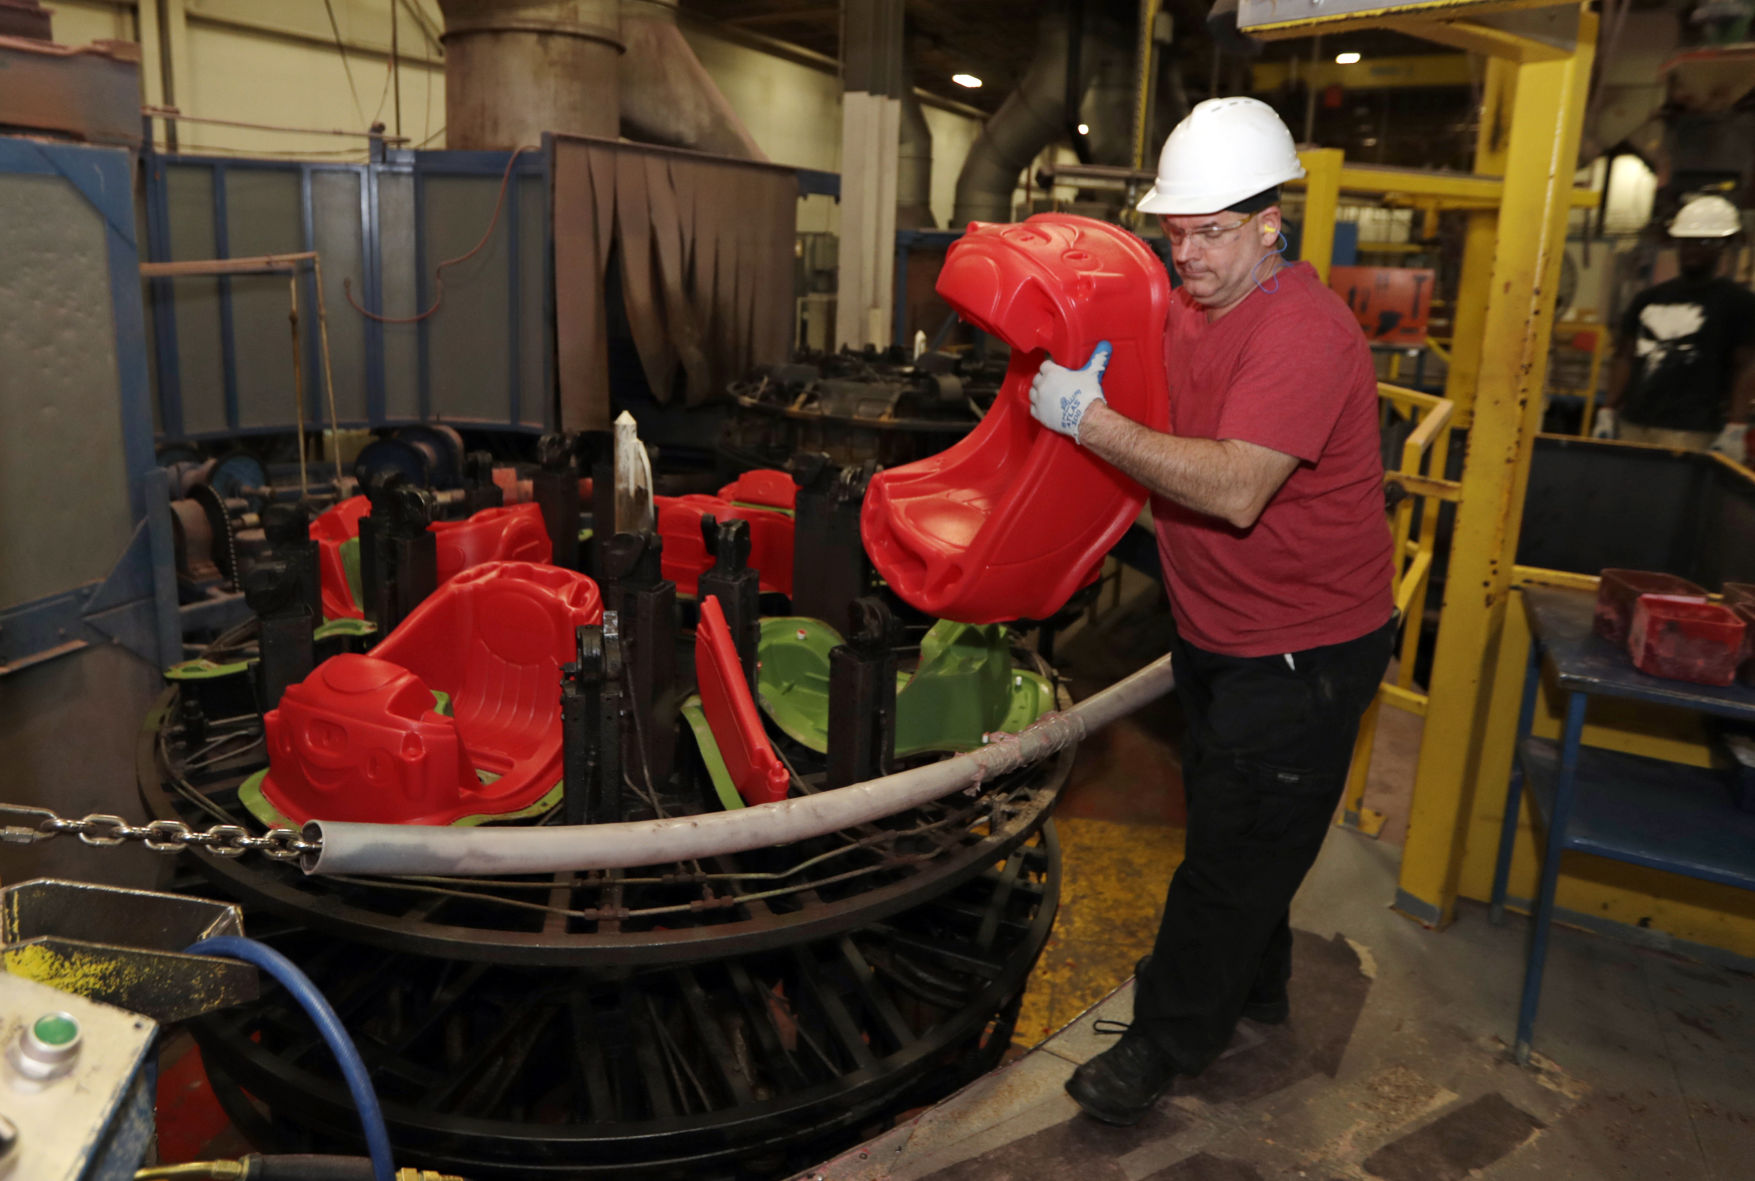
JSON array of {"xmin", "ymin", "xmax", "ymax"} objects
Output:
[{"xmin": 0, "ymin": 804, "xmax": 318, "ymax": 861}]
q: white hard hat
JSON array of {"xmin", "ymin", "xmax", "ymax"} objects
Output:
[
  {"xmin": 1669, "ymin": 194, "xmax": 1743, "ymax": 238},
  {"xmin": 1137, "ymin": 97, "xmax": 1307, "ymax": 216}
]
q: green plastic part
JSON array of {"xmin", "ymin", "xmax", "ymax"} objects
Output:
[
  {"xmin": 755, "ymin": 617, "xmax": 844, "ymax": 751},
  {"xmin": 729, "ymin": 501, "xmax": 795, "ymax": 519},
  {"xmin": 166, "ymin": 657, "xmax": 250, "ymax": 680},
  {"xmin": 894, "ymin": 622, "xmax": 1056, "ymax": 756},
  {"xmin": 753, "ymin": 617, "xmax": 1056, "ymax": 758},
  {"xmin": 340, "ymin": 536, "xmax": 364, "ymax": 612},
  {"xmin": 680, "ymin": 696, "xmax": 746, "ymax": 811},
  {"xmin": 313, "ymin": 617, "xmax": 376, "ymax": 640}
]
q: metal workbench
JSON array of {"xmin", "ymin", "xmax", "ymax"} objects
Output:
[{"xmin": 1490, "ymin": 585, "xmax": 1755, "ymax": 1063}]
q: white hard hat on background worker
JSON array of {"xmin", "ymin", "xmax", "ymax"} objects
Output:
[
  {"xmin": 1136, "ymin": 97, "xmax": 1307, "ymax": 215},
  {"xmin": 1668, "ymin": 194, "xmax": 1743, "ymax": 239}
]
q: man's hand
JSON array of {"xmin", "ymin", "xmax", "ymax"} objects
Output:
[
  {"xmin": 1030, "ymin": 341, "xmax": 1112, "ymax": 443},
  {"xmin": 1591, "ymin": 407, "xmax": 1618, "ymax": 440},
  {"xmin": 1711, "ymin": 421, "xmax": 1749, "ymax": 465}
]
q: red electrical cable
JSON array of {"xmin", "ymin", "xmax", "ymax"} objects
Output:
[{"xmin": 343, "ymin": 144, "xmax": 536, "ymax": 325}]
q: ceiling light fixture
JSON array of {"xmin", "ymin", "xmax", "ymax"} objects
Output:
[
  {"xmin": 1077, "ymin": 123, "xmax": 1090, "ymax": 135},
  {"xmin": 1334, "ymin": 52, "xmax": 1362, "ymax": 64},
  {"xmin": 952, "ymin": 73, "xmax": 982, "ymax": 88}
]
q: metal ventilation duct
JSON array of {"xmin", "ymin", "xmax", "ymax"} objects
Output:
[
  {"xmin": 899, "ymin": 71, "xmax": 936, "ymax": 229},
  {"xmin": 951, "ymin": 4, "xmax": 1138, "ymax": 226},
  {"xmin": 620, "ymin": 0, "xmax": 766, "ymax": 160},
  {"xmin": 435, "ymin": 0, "xmax": 765, "ymax": 160},
  {"xmin": 435, "ymin": 0, "xmax": 624, "ymax": 149}
]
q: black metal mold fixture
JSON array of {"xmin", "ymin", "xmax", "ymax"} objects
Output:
[{"xmin": 138, "ymin": 567, "xmax": 1070, "ymax": 1177}]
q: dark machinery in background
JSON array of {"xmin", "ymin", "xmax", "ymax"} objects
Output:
[
  {"xmin": 139, "ymin": 425, "xmax": 1069, "ymax": 1180},
  {"xmin": 719, "ymin": 347, "xmax": 1009, "ymax": 472},
  {"xmin": 163, "ymin": 424, "xmax": 543, "ymax": 611}
]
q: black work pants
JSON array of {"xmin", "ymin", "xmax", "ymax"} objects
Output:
[{"xmin": 1132, "ymin": 617, "xmax": 1392, "ymax": 1074}]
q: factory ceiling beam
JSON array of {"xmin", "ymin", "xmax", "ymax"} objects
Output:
[{"xmin": 1251, "ymin": 53, "xmax": 1475, "ymax": 92}]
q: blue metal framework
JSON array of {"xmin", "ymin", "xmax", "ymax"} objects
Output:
[
  {"xmin": 0, "ymin": 138, "xmax": 167, "ymax": 673},
  {"xmin": 141, "ymin": 146, "xmax": 553, "ymax": 440}
]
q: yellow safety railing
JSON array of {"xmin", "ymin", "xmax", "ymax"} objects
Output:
[{"xmin": 1339, "ymin": 383, "xmax": 1460, "ymax": 835}]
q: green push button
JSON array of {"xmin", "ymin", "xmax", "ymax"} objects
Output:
[{"xmin": 32, "ymin": 1013, "xmax": 78, "ymax": 1047}]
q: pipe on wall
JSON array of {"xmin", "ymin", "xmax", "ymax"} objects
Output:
[
  {"xmin": 619, "ymin": 0, "xmax": 766, "ymax": 160},
  {"xmin": 435, "ymin": 0, "xmax": 624, "ymax": 148}
]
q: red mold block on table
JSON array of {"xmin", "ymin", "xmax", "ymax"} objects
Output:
[
  {"xmin": 1627, "ymin": 593, "xmax": 1747, "ymax": 687},
  {"xmin": 310, "ymin": 496, "xmax": 552, "ymax": 620},
  {"xmin": 696, "ymin": 595, "xmax": 790, "ymax": 806},
  {"xmin": 1593, "ymin": 568, "xmax": 1707, "ymax": 646},
  {"xmin": 656, "ymin": 493, "xmax": 795, "ymax": 597},
  {"xmin": 260, "ymin": 561, "xmax": 603, "ymax": 825},
  {"xmin": 860, "ymin": 214, "xmax": 1170, "ymax": 623}
]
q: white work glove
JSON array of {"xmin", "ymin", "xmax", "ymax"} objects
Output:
[
  {"xmin": 1590, "ymin": 407, "xmax": 1618, "ymax": 440},
  {"xmin": 1711, "ymin": 421, "xmax": 1749, "ymax": 464},
  {"xmin": 1029, "ymin": 341, "xmax": 1112, "ymax": 444}
]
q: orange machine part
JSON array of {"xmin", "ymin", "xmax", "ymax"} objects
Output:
[{"xmin": 860, "ymin": 214, "xmax": 1170, "ymax": 623}]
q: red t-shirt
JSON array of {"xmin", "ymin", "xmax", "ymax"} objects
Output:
[{"xmin": 1151, "ymin": 261, "xmax": 1394, "ymax": 657}]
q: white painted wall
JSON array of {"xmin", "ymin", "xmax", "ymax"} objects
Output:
[{"xmin": 46, "ymin": 0, "xmax": 446, "ymax": 158}]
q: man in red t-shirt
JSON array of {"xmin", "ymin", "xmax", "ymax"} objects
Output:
[{"xmin": 1028, "ymin": 97, "xmax": 1395, "ymax": 1126}]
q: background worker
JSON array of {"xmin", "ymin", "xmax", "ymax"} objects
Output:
[
  {"xmin": 1027, "ymin": 97, "xmax": 1395, "ymax": 1127},
  {"xmin": 1594, "ymin": 194, "xmax": 1755, "ymax": 462}
]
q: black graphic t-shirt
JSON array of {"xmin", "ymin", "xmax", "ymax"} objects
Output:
[{"xmin": 1618, "ymin": 276, "xmax": 1755, "ymax": 431}]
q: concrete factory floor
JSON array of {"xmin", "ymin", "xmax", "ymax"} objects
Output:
[{"xmin": 803, "ymin": 585, "xmax": 1755, "ymax": 1181}]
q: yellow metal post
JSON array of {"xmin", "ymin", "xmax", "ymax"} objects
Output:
[
  {"xmin": 1395, "ymin": 5, "xmax": 1597, "ymax": 926},
  {"xmin": 1297, "ymin": 148, "xmax": 1344, "ymax": 284},
  {"xmin": 1439, "ymin": 57, "xmax": 1515, "ymax": 428}
]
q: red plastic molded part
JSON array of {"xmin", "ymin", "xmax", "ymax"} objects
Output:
[
  {"xmin": 262, "ymin": 561, "xmax": 604, "ymax": 825},
  {"xmin": 718, "ymin": 469, "xmax": 797, "ymax": 510},
  {"xmin": 860, "ymin": 214, "xmax": 1171, "ymax": 623},
  {"xmin": 1593, "ymin": 569, "xmax": 1707, "ymax": 647},
  {"xmin": 656, "ymin": 494, "xmax": 794, "ymax": 597},
  {"xmin": 311, "ymin": 495, "xmax": 373, "ymax": 621},
  {"xmin": 309, "ymin": 497, "xmax": 553, "ymax": 621},
  {"xmin": 696, "ymin": 596, "xmax": 790, "ymax": 806},
  {"xmin": 429, "ymin": 501, "xmax": 551, "ymax": 583},
  {"xmin": 1627, "ymin": 593, "xmax": 1746, "ymax": 687}
]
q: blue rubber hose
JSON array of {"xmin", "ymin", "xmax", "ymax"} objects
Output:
[{"xmin": 186, "ymin": 935, "xmax": 394, "ymax": 1181}]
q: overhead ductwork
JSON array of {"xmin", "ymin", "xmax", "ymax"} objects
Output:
[
  {"xmin": 435, "ymin": 0, "xmax": 765, "ymax": 160},
  {"xmin": 619, "ymin": 0, "xmax": 766, "ymax": 160},
  {"xmin": 435, "ymin": 0, "xmax": 624, "ymax": 149},
  {"xmin": 898, "ymin": 66, "xmax": 936, "ymax": 229},
  {"xmin": 951, "ymin": 5, "xmax": 1136, "ymax": 226}
]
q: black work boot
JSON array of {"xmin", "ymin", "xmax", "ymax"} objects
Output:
[
  {"xmin": 1136, "ymin": 954, "xmax": 1289, "ymax": 1026},
  {"xmin": 1065, "ymin": 1019, "xmax": 1179, "ymax": 1125}
]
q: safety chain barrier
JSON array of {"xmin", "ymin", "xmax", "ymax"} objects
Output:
[{"xmin": 0, "ymin": 804, "xmax": 317, "ymax": 861}]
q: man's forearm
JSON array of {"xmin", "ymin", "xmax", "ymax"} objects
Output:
[{"xmin": 1077, "ymin": 402, "xmax": 1290, "ymax": 530}]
